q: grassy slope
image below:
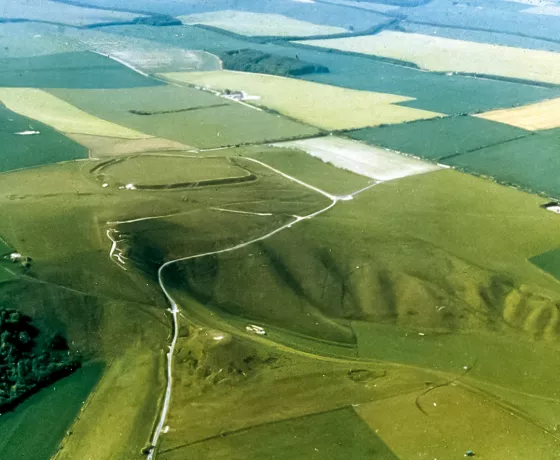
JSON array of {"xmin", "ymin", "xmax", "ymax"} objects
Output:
[
  {"xmin": 48, "ymin": 85, "xmax": 319, "ymax": 148},
  {"xmin": 0, "ymin": 51, "xmax": 162, "ymax": 89},
  {"xmin": 164, "ymin": 167, "xmax": 560, "ymax": 381},
  {"xmin": 0, "ymin": 363, "xmax": 103, "ymax": 460},
  {"xmin": 161, "ymin": 407, "xmax": 397, "ymax": 460},
  {"xmin": 447, "ymin": 128, "xmax": 560, "ymax": 198},
  {"xmin": 0, "ymin": 103, "xmax": 88, "ymax": 173},
  {"xmin": 347, "ymin": 115, "xmax": 531, "ymax": 160},
  {"xmin": 101, "ymin": 25, "xmax": 560, "ymax": 114}
]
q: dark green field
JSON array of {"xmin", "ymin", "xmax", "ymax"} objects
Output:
[
  {"xmin": 0, "ymin": 104, "xmax": 88, "ymax": 173},
  {"xmin": 446, "ymin": 128, "xmax": 560, "ymax": 198},
  {"xmin": 529, "ymin": 248, "xmax": 560, "ymax": 281},
  {"xmin": 0, "ymin": 362, "xmax": 103, "ymax": 460},
  {"xmin": 159, "ymin": 407, "xmax": 397, "ymax": 460},
  {"xmin": 48, "ymin": 86, "xmax": 320, "ymax": 148},
  {"xmin": 346, "ymin": 116, "xmax": 531, "ymax": 160},
  {"xmin": 0, "ymin": 52, "xmax": 162, "ymax": 89}
]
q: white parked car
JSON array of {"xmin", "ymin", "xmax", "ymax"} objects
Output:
[{"xmin": 245, "ymin": 324, "xmax": 266, "ymax": 336}]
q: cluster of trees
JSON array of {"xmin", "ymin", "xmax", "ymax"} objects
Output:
[
  {"xmin": 0, "ymin": 308, "xmax": 80, "ymax": 411},
  {"xmin": 219, "ymin": 49, "xmax": 329, "ymax": 77}
]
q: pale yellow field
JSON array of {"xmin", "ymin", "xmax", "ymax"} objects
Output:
[
  {"xmin": 0, "ymin": 88, "xmax": 150, "ymax": 138},
  {"xmin": 178, "ymin": 10, "xmax": 347, "ymax": 37},
  {"xmin": 159, "ymin": 70, "xmax": 442, "ymax": 130},
  {"xmin": 475, "ymin": 97, "xmax": 560, "ymax": 130},
  {"xmin": 67, "ymin": 133, "xmax": 193, "ymax": 158},
  {"xmin": 298, "ymin": 31, "xmax": 560, "ymax": 85}
]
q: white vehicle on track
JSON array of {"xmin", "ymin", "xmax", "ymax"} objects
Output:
[{"xmin": 245, "ymin": 324, "xmax": 267, "ymax": 336}]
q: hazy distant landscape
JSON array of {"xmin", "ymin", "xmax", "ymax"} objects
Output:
[{"xmin": 1, "ymin": 1, "xmax": 560, "ymax": 459}]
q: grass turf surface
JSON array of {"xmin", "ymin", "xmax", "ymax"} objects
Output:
[
  {"xmin": 0, "ymin": 362, "xmax": 103, "ymax": 460},
  {"xmin": 97, "ymin": 155, "xmax": 250, "ymax": 187},
  {"xmin": 0, "ymin": 103, "xmax": 88, "ymax": 173},
  {"xmin": 159, "ymin": 407, "xmax": 397, "ymax": 460},
  {"xmin": 346, "ymin": 115, "xmax": 531, "ymax": 161}
]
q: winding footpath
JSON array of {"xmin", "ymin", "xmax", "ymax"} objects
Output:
[{"xmin": 106, "ymin": 157, "xmax": 378, "ymax": 459}]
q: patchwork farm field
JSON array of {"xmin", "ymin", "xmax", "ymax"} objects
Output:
[
  {"xmin": 399, "ymin": 0, "xmax": 560, "ymax": 43},
  {"xmin": 0, "ymin": 0, "xmax": 141, "ymax": 27},
  {"xmin": 160, "ymin": 407, "xmax": 398, "ymax": 460},
  {"xmin": 67, "ymin": 133, "xmax": 191, "ymax": 158},
  {"xmin": 0, "ymin": 88, "xmax": 150, "ymax": 139},
  {"xmin": 0, "ymin": 51, "xmax": 161, "ymax": 89},
  {"xmin": 103, "ymin": 24, "xmax": 560, "ymax": 114},
  {"xmin": 237, "ymin": 144, "xmax": 372, "ymax": 196},
  {"xmin": 57, "ymin": 0, "xmax": 393, "ymax": 31},
  {"xmin": 298, "ymin": 31, "xmax": 560, "ymax": 85},
  {"xmin": 400, "ymin": 21, "xmax": 560, "ymax": 53},
  {"xmin": 476, "ymin": 97, "xmax": 560, "ymax": 131},
  {"xmin": 179, "ymin": 11, "xmax": 349, "ymax": 37},
  {"xmin": 347, "ymin": 115, "xmax": 531, "ymax": 161},
  {"xmin": 0, "ymin": 102, "xmax": 88, "ymax": 172},
  {"xmin": 447, "ymin": 128, "xmax": 560, "ymax": 198},
  {"xmin": 48, "ymin": 85, "xmax": 319, "ymax": 148},
  {"xmin": 271, "ymin": 136, "xmax": 441, "ymax": 181},
  {"xmin": 160, "ymin": 70, "xmax": 442, "ymax": 130}
]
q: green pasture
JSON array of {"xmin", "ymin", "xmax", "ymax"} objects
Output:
[
  {"xmin": 0, "ymin": 362, "xmax": 103, "ymax": 460},
  {"xmin": 346, "ymin": 116, "xmax": 531, "ymax": 160},
  {"xmin": 0, "ymin": 51, "xmax": 162, "ymax": 89},
  {"xmin": 236, "ymin": 144, "xmax": 372, "ymax": 195},
  {"xmin": 102, "ymin": 25, "xmax": 560, "ymax": 114},
  {"xmin": 352, "ymin": 321, "xmax": 560, "ymax": 399},
  {"xmin": 98, "ymin": 155, "xmax": 250, "ymax": 187},
  {"xmin": 48, "ymin": 86, "xmax": 319, "ymax": 148},
  {"xmin": 529, "ymin": 248, "xmax": 560, "ymax": 281},
  {"xmin": 447, "ymin": 128, "xmax": 560, "ymax": 198},
  {"xmin": 158, "ymin": 407, "xmax": 397, "ymax": 460},
  {"xmin": 0, "ymin": 235, "xmax": 12, "ymax": 255},
  {"xmin": 0, "ymin": 266, "xmax": 17, "ymax": 283},
  {"xmin": 0, "ymin": 103, "xmax": 88, "ymax": 173}
]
